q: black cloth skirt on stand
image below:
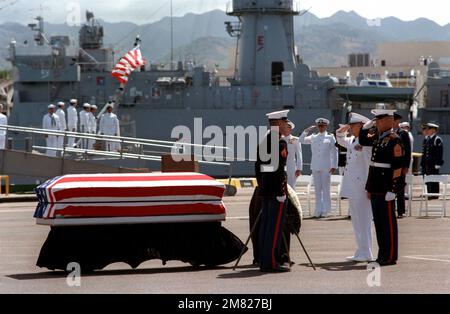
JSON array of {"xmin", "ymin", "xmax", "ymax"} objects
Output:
[{"xmin": 37, "ymin": 222, "xmax": 247, "ymax": 272}]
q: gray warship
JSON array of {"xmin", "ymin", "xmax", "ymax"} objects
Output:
[{"xmin": 8, "ymin": 0, "xmax": 448, "ymax": 176}]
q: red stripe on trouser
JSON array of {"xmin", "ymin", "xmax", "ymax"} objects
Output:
[
  {"xmin": 271, "ymin": 202, "xmax": 284, "ymax": 269},
  {"xmin": 387, "ymin": 201, "xmax": 395, "ymax": 262}
]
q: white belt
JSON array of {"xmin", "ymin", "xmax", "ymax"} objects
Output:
[{"xmin": 370, "ymin": 162, "xmax": 391, "ymax": 169}]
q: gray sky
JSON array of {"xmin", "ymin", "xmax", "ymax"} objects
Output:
[{"xmin": 0, "ymin": 0, "xmax": 449, "ymax": 26}]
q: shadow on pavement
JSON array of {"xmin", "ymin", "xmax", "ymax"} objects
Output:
[{"xmin": 300, "ymin": 261, "xmax": 367, "ymax": 272}]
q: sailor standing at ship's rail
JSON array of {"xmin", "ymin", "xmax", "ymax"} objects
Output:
[
  {"xmin": 256, "ymin": 110, "xmax": 290, "ymax": 273},
  {"xmin": 359, "ymin": 109, "xmax": 405, "ymax": 266},
  {"xmin": 55, "ymin": 102, "xmax": 67, "ymax": 153},
  {"xmin": 67, "ymin": 99, "xmax": 79, "ymax": 148},
  {"xmin": 99, "ymin": 103, "xmax": 121, "ymax": 152},
  {"xmin": 300, "ymin": 118, "xmax": 338, "ymax": 218},
  {"xmin": 42, "ymin": 104, "xmax": 61, "ymax": 157},
  {"xmin": 336, "ymin": 113, "xmax": 374, "ymax": 262},
  {"xmin": 80, "ymin": 103, "xmax": 92, "ymax": 150},
  {"xmin": 0, "ymin": 104, "xmax": 8, "ymax": 150},
  {"xmin": 89, "ymin": 105, "xmax": 98, "ymax": 150}
]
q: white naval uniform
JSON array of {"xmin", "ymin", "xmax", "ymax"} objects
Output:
[
  {"xmin": 55, "ymin": 108, "xmax": 67, "ymax": 150},
  {"xmin": 88, "ymin": 112, "xmax": 97, "ymax": 150},
  {"xmin": 67, "ymin": 105, "xmax": 78, "ymax": 147},
  {"xmin": 99, "ymin": 112, "xmax": 121, "ymax": 151},
  {"xmin": 42, "ymin": 113, "xmax": 61, "ymax": 157},
  {"xmin": 285, "ymin": 135, "xmax": 303, "ymax": 189},
  {"xmin": 79, "ymin": 110, "xmax": 91, "ymax": 149},
  {"xmin": 300, "ymin": 131, "xmax": 338, "ymax": 217},
  {"xmin": 0, "ymin": 113, "xmax": 7, "ymax": 149},
  {"xmin": 337, "ymin": 131, "xmax": 374, "ymax": 261}
]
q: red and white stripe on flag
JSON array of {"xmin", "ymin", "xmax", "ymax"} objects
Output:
[{"xmin": 111, "ymin": 47, "xmax": 146, "ymax": 84}]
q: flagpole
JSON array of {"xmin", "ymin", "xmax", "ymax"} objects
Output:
[{"xmin": 170, "ymin": 0, "xmax": 174, "ymax": 71}]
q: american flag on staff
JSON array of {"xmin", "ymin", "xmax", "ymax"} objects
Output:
[{"xmin": 111, "ymin": 46, "xmax": 146, "ymax": 84}]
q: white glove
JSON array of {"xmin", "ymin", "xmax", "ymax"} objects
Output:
[
  {"xmin": 385, "ymin": 192, "xmax": 396, "ymax": 202},
  {"xmin": 277, "ymin": 195, "xmax": 287, "ymax": 203},
  {"xmin": 363, "ymin": 119, "xmax": 375, "ymax": 130},
  {"xmin": 435, "ymin": 165, "xmax": 441, "ymax": 170}
]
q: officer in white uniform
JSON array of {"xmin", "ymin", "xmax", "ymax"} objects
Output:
[
  {"xmin": 0, "ymin": 104, "xmax": 8, "ymax": 150},
  {"xmin": 67, "ymin": 99, "xmax": 79, "ymax": 148},
  {"xmin": 300, "ymin": 118, "xmax": 338, "ymax": 218},
  {"xmin": 337, "ymin": 113, "xmax": 374, "ymax": 262},
  {"xmin": 55, "ymin": 102, "xmax": 67, "ymax": 151},
  {"xmin": 99, "ymin": 103, "xmax": 121, "ymax": 151},
  {"xmin": 283, "ymin": 120, "xmax": 303, "ymax": 189},
  {"xmin": 42, "ymin": 104, "xmax": 61, "ymax": 157},
  {"xmin": 88, "ymin": 105, "xmax": 98, "ymax": 150},
  {"xmin": 79, "ymin": 103, "xmax": 92, "ymax": 149}
]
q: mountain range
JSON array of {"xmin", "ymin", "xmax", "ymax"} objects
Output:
[{"xmin": 2, "ymin": 9, "xmax": 450, "ymax": 70}]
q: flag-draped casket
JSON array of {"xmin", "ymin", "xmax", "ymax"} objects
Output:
[{"xmin": 34, "ymin": 173, "xmax": 246, "ymax": 271}]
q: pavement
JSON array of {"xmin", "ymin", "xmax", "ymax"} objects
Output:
[{"xmin": 0, "ymin": 189, "xmax": 449, "ymax": 294}]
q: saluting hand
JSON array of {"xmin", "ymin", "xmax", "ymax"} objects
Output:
[
  {"xmin": 329, "ymin": 168, "xmax": 336, "ymax": 175},
  {"xmin": 295, "ymin": 170, "xmax": 302, "ymax": 177}
]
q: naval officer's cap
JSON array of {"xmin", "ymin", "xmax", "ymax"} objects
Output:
[
  {"xmin": 83, "ymin": 103, "xmax": 91, "ymax": 109},
  {"xmin": 91, "ymin": 105, "xmax": 98, "ymax": 110},
  {"xmin": 423, "ymin": 122, "xmax": 439, "ymax": 129},
  {"xmin": 57, "ymin": 101, "xmax": 65, "ymax": 107},
  {"xmin": 371, "ymin": 109, "xmax": 396, "ymax": 120},
  {"xmin": 349, "ymin": 113, "xmax": 370, "ymax": 124},
  {"xmin": 266, "ymin": 110, "xmax": 289, "ymax": 121},
  {"xmin": 315, "ymin": 118, "xmax": 330, "ymax": 125},
  {"xmin": 48, "ymin": 104, "xmax": 56, "ymax": 109},
  {"xmin": 286, "ymin": 120, "xmax": 295, "ymax": 130},
  {"xmin": 70, "ymin": 99, "xmax": 77, "ymax": 104},
  {"xmin": 399, "ymin": 122, "xmax": 410, "ymax": 128}
]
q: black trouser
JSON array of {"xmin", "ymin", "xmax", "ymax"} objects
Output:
[
  {"xmin": 371, "ymin": 195, "xmax": 398, "ymax": 263},
  {"xmin": 249, "ymin": 187, "xmax": 290, "ymax": 264},
  {"xmin": 423, "ymin": 167, "xmax": 440, "ymax": 194},
  {"xmin": 396, "ymin": 188, "xmax": 406, "ymax": 216}
]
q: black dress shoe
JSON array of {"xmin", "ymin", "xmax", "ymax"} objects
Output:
[{"xmin": 376, "ymin": 260, "xmax": 397, "ymax": 267}]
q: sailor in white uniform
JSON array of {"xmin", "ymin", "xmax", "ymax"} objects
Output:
[
  {"xmin": 67, "ymin": 99, "xmax": 79, "ymax": 148},
  {"xmin": 55, "ymin": 102, "xmax": 67, "ymax": 151},
  {"xmin": 336, "ymin": 113, "xmax": 374, "ymax": 262},
  {"xmin": 0, "ymin": 104, "xmax": 8, "ymax": 150},
  {"xmin": 79, "ymin": 103, "xmax": 92, "ymax": 149},
  {"xmin": 42, "ymin": 104, "xmax": 61, "ymax": 157},
  {"xmin": 88, "ymin": 105, "xmax": 98, "ymax": 150},
  {"xmin": 300, "ymin": 118, "xmax": 338, "ymax": 218},
  {"xmin": 283, "ymin": 120, "xmax": 303, "ymax": 189},
  {"xmin": 99, "ymin": 103, "xmax": 121, "ymax": 151}
]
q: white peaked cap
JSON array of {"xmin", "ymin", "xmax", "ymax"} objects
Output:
[
  {"xmin": 266, "ymin": 110, "xmax": 289, "ymax": 120},
  {"xmin": 287, "ymin": 120, "xmax": 295, "ymax": 130},
  {"xmin": 70, "ymin": 99, "xmax": 78, "ymax": 104},
  {"xmin": 90, "ymin": 105, "xmax": 98, "ymax": 110},
  {"xmin": 371, "ymin": 109, "xmax": 396, "ymax": 118},
  {"xmin": 315, "ymin": 118, "xmax": 330, "ymax": 125},
  {"xmin": 48, "ymin": 104, "xmax": 56, "ymax": 109},
  {"xmin": 83, "ymin": 103, "xmax": 91, "ymax": 108},
  {"xmin": 399, "ymin": 122, "xmax": 410, "ymax": 128},
  {"xmin": 57, "ymin": 101, "xmax": 65, "ymax": 107},
  {"xmin": 349, "ymin": 113, "xmax": 370, "ymax": 124}
]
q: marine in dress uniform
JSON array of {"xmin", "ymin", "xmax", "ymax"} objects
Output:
[
  {"xmin": 0, "ymin": 103, "xmax": 8, "ymax": 150},
  {"xmin": 67, "ymin": 99, "xmax": 79, "ymax": 148},
  {"xmin": 55, "ymin": 102, "xmax": 67, "ymax": 152},
  {"xmin": 336, "ymin": 113, "xmax": 374, "ymax": 262},
  {"xmin": 359, "ymin": 109, "xmax": 405, "ymax": 266},
  {"xmin": 300, "ymin": 118, "xmax": 338, "ymax": 218},
  {"xmin": 42, "ymin": 104, "xmax": 61, "ymax": 157},
  {"xmin": 421, "ymin": 123, "xmax": 444, "ymax": 196},
  {"xmin": 393, "ymin": 114, "xmax": 412, "ymax": 218},
  {"xmin": 255, "ymin": 110, "xmax": 290, "ymax": 272}
]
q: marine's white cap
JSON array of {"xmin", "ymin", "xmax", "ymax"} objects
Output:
[
  {"xmin": 349, "ymin": 113, "xmax": 370, "ymax": 124},
  {"xmin": 266, "ymin": 110, "xmax": 289, "ymax": 121},
  {"xmin": 48, "ymin": 104, "xmax": 56, "ymax": 109},
  {"xmin": 399, "ymin": 122, "xmax": 410, "ymax": 128},
  {"xmin": 83, "ymin": 103, "xmax": 91, "ymax": 108},
  {"xmin": 70, "ymin": 99, "xmax": 78, "ymax": 104},
  {"xmin": 286, "ymin": 120, "xmax": 295, "ymax": 130},
  {"xmin": 371, "ymin": 109, "xmax": 396, "ymax": 119},
  {"xmin": 90, "ymin": 105, "xmax": 98, "ymax": 110},
  {"xmin": 315, "ymin": 118, "xmax": 330, "ymax": 125},
  {"xmin": 57, "ymin": 101, "xmax": 65, "ymax": 107}
]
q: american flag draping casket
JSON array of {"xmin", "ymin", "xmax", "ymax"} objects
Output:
[{"xmin": 34, "ymin": 173, "xmax": 227, "ymax": 226}]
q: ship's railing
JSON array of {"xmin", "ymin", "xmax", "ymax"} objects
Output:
[{"xmin": 0, "ymin": 125, "xmax": 232, "ymax": 168}]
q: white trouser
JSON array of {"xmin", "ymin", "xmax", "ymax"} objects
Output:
[
  {"xmin": 0, "ymin": 136, "xmax": 5, "ymax": 150},
  {"xmin": 67, "ymin": 126, "xmax": 77, "ymax": 148},
  {"xmin": 88, "ymin": 133, "xmax": 96, "ymax": 150},
  {"xmin": 57, "ymin": 135, "xmax": 65, "ymax": 152},
  {"xmin": 46, "ymin": 136, "xmax": 58, "ymax": 157},
  {"xmin": 287, "ymin": 172, "xmax": 298, "ymax": 191},
  {"xmin": 80, "ymin": 126, "xmax": 89, "ymax": 149},
  {"xmin": 349, "ymin": 197, "xmax": 373, "ymax": 261},
  {"xmin": 312, "ymin": 170, "xmax": 331, "ymax": 217}
]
